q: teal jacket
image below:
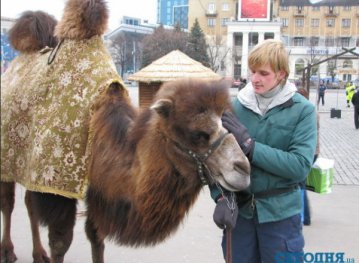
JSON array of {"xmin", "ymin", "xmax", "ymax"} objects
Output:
[{"xmin": 211, "ymin": 89, "xmax": 317, "ymax": 223}]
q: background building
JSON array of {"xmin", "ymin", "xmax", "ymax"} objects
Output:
[
  {"xmin": 278, "ymin": 0, "xmax": 359, "ymax": 84},
  {"xmin": 157, "ymin": 0, "xmax": 189, "ymax": 29},
  {"xmin": 1, "ymin": 16, "xmax": 18, "ymax": 74},
  {"xmin": 187, "ymin": 0, "xmax": 359, "ymax": 84}
]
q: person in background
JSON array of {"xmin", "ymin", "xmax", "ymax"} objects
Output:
[
  {"xmin": 317, "ymin": 80, "xmax": 326, "ymax": 107},
  {"xmin": 297, "ymin": 88, "xmax": 320, "ymax": 226},
  {"xmin": 346, "ymin": 82, "xmax": 356, "ymax": 108},
  {"xmin": 351, "ymin": 88, "xmax": 359, "ymax": 130},
  {"xmin": 210, "ymin": 39, "xmax": 317, "ymax": 263}
]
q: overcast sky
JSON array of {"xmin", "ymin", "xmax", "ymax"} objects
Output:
[{"xmin": 1, "ymin": 0, "xmax": 157, "ymax": 31}]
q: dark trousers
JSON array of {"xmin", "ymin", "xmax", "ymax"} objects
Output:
[
  {"xmin": 317, "ymin": 94, "xmax": 324, "ymax": 106},
  {"xmin": 355, "ymin": 106, "xmax": 359, "ymax": 129},
  {"xmin": 221, "ymin": 213, "xmax": 304, "ymax": 263}
]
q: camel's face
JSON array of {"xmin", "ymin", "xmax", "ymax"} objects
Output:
[
  {"xmin": 205, "ymin": 130, "xmax": 250, "ymax": 191},
  {"xmin": 151, "ymin": 78, "xmax": 250, "ymax": 191}
]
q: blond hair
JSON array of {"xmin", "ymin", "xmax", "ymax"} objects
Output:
[{"xmin": 248, "ymin": 39, "xmax": 290, "ymax": 82}]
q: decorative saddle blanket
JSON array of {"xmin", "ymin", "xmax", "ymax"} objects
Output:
[{"xmin": 1, "ymin": 36, "xmax": 125, "ymax": 199}]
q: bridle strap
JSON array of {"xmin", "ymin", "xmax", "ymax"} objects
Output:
[{"xmin": 186, "ymin": 132, "xmax": 230, "ymax": 185}]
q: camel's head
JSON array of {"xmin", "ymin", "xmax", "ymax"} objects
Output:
[{"xmin": 151, "ymin": 78, "xmax": 250, "ymax": 192}]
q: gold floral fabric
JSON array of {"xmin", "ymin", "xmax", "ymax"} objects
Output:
[{"xmin": 1, "ymin": 36, "xmax": 125, "ymax": 199}]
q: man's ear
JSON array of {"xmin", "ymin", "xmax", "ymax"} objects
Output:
[
  {"xmin": 150, "ymin": 99, "xmax": 173, "ymax": 118},
  {"xmin": 278, "ymin": 70, "xmax": 286, "ymax": 81}
]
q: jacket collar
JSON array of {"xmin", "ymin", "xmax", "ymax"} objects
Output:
[{"xmin": 237, "ymin": 81, "xmax": 297, "ymax": 116}]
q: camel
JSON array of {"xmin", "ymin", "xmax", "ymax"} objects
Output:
[
  {"xmin": 1, "ymin": 0, "xmax": 121, "ymax": 262},
  {"xmin": 85, "ymin": 78, "xmax": 251, "ymax": 262},
  {"xmin": 0, "ymin": 10, "xmax": 59, "ymax": 263},
  {"xmin": 1, "ymin": 1, "xmax": 251, "ymax": 263}
]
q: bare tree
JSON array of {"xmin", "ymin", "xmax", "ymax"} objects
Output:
[
  {"xmin": 141, "ymin": 24, "xmax": 188, "ymax": 68},
  {"xmin": 108, "ymin": 33, "xmax": 130, "ymax": 78},
  {"xmin": 207, "ymin": 35, "xmax": 231, "ymax": 73}
]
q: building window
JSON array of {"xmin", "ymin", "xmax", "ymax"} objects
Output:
[
  {"xmin": 208, "ymin": 18, "xmax": 216, "ymax": 27},
  {"xmin": 294, "ymin": 37, "xmax": 304, "ymax": 46},
  {"xmin": 343, "ymin": 6, "xmax": 351, "ymax": 11},
  {"xmin": 310, "ymin": 37, "xmax": 319, "ymax": 46},
  {"xmin": 326, "ymin": 19, "xmax": 335, "ymax": 27},
  {"xmin": 341, "ymin": 37, "xmax": 350, "ymax": 47},
  {"xmin": 221, "ymin": 18, "xmax": 229, "ymax": 26},
  {"xmin": 222, "ymin": 3, "xmax": 229, "ymax": 11},
  {"xmin": 281, "ymin": 18, "xmax": 289, "ymax": 27},
  {"xmin": 343, "ymin": 60, "xmax": 352, "ymax": 68},
  {"xmin": 264, "ymin": 33, "xmax": 274, "ymax": 40},
  {"xmin": 208, "ymin": 3, "xmax": 216, "ymax": 14},
  {"xmin": 311, "ymin": 19, "xmax": 319, "ymax": 27},
  {"xmin": 281, "ymin": 6, "xmax": 289, "ymax": 11},
  {"xmin": 295, "ymin": 58, "xmax": 305, "ymax": 76},
  {"xmin": 325, "ymin": 37, "xmax": 334, "ymax": 47},
  {"xmin": 342, "ymin": 19, "xmax": 351, "ymax": 28},
  {"xmin": 234, "ymin": 34, "xmax": 242, "ymax": 46},
  {"xmin": 312, "ymin": 6, "xmax": 320, "ymax": 11},
  {"xmin": 295, "ymin": 18, "xmax": 304, "ymax": 27},
  {"xmin": 249, "ymin": 32, "xmax": 258, "ymax": 47}
]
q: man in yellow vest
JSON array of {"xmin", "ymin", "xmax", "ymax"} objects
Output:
[{"xmin": 346, "ymin": 82, "xmax": 356, "ymax": 108}]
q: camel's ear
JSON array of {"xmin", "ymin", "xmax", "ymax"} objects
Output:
[{"xmin": 151, "ymin": 99, "xmax": 173, "ymax": 118}]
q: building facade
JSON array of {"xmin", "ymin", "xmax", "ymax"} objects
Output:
[
  {"xmin": 1, "ymin": 16, "xmax": 17, "ymax": 74},
  {"xmin": 157, "ymin": 0, "xmax": 189, "ymax": 29},
  {"xmin": 187, "ymin": 0, "xmax": 359, "ymax": 83},
  {"xmin": 105, "ymin": 17, "xmax": 156, "ymax": 78},
  {"xmin": 278, "ymin": 1, "xmax": 359, "ymax": 83}
]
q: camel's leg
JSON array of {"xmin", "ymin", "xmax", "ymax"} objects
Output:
[
  {"xmin": 0, "ymin": 182, "xmax": 17, "ymax": 263},
  {"xmin": 30, "ymin": 192, "xmax": 77, "ymax": 263},
  {"xmin": 24, "ymin": 190, "xmax": 50, "ymax": 263},
  {"xmin": 85, "ymin": 217, "xmax": 105, "ymax": 263}
]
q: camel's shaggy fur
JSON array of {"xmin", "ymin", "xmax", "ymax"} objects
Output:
[
  {"xmin": 1, "ymin": 1, "xmax": 250, "ymax": 263},
  {"xmin": 85, "ymin": 78, "xmax": 250, "ymax": 262},
  {"xmin": 54, "ymin": 0, "xmax": 108, "ymax": 40},
  {"xmin": 8, "ymin": 10, "xmax": 58, "ymax": 53}
]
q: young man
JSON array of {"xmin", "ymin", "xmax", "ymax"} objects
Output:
[{"xmin": 211, "ymin": 39, "xmax": 317, "ymax": 262}]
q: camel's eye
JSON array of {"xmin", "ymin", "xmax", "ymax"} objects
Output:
[{"xmin": 190, "ymin": 131, "xmax": 210, "ymax": 143}]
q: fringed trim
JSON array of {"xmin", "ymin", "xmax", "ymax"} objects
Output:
[{"xmin": 16, "ymin": 180, "xmax": 88, "ymax": 200}]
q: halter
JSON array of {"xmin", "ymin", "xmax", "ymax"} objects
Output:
[{"xmin": 178, "ymin": 132, "xmax": 230, "ymax": 185}]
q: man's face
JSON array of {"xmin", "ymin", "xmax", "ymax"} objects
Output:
[{"xmin": 250, "ymin": 63, "xmax": 285, "ymax": 95}]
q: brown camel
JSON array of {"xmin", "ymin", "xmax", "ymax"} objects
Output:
[
  {"xmin": 85, "ymin": 78, "xmax": 250, "ymax": 263},
  {"xmin": 0, "ymin": 10, "xmax": 60, "ymax": 263},
  {"xmin": 1, "ymin": 0, "xmax": 120, "ymax": 262},
  {"xmin": 1, "ymin": 1, "xmax": 250, "ymax": 263}
]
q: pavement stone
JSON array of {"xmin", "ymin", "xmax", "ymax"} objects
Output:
[{"xmin": 1, "ymin": 86, "xmax": 358, "ymax": 262}]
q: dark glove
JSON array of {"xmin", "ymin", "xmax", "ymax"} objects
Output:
[
  {"xmin": 221, "ymin": 111, "xmax": 254, "ymax": 160},
  {"xmin": 213, "ymin": 196, "xmax": 239, "ymax": 229}
]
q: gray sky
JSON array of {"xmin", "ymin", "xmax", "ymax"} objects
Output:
[{"xmin": 1, "ymin": 0, "xmax": 157, "ymax": 31}]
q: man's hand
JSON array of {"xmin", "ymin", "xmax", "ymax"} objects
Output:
[{"xmin": 221, "ymin": 111, "xmax": 254, "ymax": 160}]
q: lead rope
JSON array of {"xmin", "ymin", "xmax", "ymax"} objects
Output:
[
  {"xmin": 210, "ymin": 177, "xmax": 235, "ymax": 263},
  {"xmin": 226, "ymin": 229, "xmax": 232, "ymax": 263}
]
